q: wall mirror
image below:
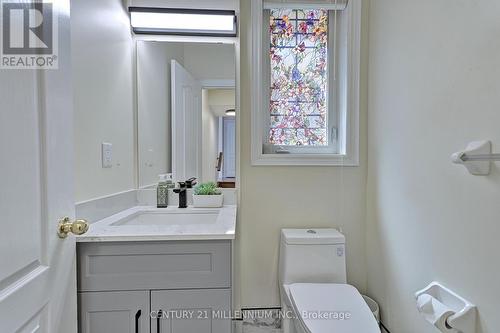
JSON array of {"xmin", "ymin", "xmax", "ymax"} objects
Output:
[{"xmin": 136, "ymin": 41, "xmax": 236, "ymax": 189}]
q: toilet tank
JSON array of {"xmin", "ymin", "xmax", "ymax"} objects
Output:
[{"xmin": 279, "ymin": 229, "xmax": 347, "ymax": 285}]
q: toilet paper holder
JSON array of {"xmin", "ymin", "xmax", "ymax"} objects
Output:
[{"xmin": 415, "ymin": 282, "xmax": 477, "ymax": 333}]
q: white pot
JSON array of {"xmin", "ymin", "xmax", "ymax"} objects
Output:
[{"xmin": 192, "ymin": 194, "xmax": 224, "ymax": 208}]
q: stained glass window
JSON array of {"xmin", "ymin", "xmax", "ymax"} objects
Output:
[{"xmin": 268, "ymin": 8, "xmax": 329, "ymax": 146}]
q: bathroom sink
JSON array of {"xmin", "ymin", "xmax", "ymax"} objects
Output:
[
  {"xmin": 111, "ymin": 210, "xmax": 219, "ymax": 226},
  {"xmin": 76, "ymin": 206, "xmax": 236, "ymax": 242}
]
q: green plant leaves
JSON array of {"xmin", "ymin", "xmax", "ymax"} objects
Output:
[{"xmin": 193, "ymin": 182, "xmax": 221, "ymax": 195}]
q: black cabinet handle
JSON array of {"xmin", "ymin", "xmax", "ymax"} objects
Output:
[
  {"xmin": 157, "ymin": 309, "xmax": 162, "ymax": 333},
  {"xmin": 135, "ymin": 310, "xmax": 141, "ymax": 333}
]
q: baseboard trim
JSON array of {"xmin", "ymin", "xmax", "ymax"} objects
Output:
[{"xmin": 232, "ymin": 307, "xmax": 282, "ymax": 321}]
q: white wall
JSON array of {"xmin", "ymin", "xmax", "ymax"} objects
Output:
[
  {"xmin": 208, "ymin": 89, "xmax": 236, "ymax": 113},
  {"xmin": 137, "ymin": 41, "xmax": 184, "ymax": 187},
  {"xmin": 74, "ymin": 26, "xmax": 235, "ymax": 195},
  {"xmin": 367, "ymin": 1, "xmax": 500, "ymax": 332},
  {"xmin": 72, "ymin": 0, "xmax": 135, "ymax": 202},
  {"xmin": 237, "ymin": 0, "xmax": 370, "ymax": 307},
  {"xmin": 201, "ymin": 90, "xmax": 220, "ymax": 183},
  {"xmin": 183, "ymin": 44, "xmax": 236, "ymax": 82}
]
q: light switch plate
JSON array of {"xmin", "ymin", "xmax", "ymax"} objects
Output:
[{"xmin": 101, "ymin": 142, "xmax": 112, "ymax": 168}]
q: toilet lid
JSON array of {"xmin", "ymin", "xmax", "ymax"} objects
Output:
[{"xmin": 289, "ymin": 283, "xmax": 380, "ymax": 333}]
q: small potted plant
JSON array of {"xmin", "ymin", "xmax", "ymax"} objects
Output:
[{"xmin": 192, "ymin": 182, "xmax": 224, "ymax": 208}]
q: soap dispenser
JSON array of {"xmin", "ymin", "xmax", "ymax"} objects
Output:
[
  {"xmin": 165, "ymin": 173, "xmax": 175, "ymax": 189},
  {"xmin": 157, "ymin": 174, "xmax": 169, "ymax": 208}
]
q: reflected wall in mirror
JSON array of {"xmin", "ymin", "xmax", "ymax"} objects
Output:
[{"xmin": 137, "ymin": 41, "xmax": 236, "ymax": 188}]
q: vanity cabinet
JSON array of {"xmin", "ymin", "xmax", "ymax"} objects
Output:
[{"xmin": 77, "ymin": 240, "xmax": 232, "ymax": 333}]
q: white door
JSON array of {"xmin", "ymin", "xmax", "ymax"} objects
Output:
[
  {"xmin": 171, "ymin": 60, "xmax": 202, "ymax": 182},
  {"xmin": 222, "ymin": 117, "xmax": 236, "ymax": 179},
  {"xmin": 0, "ymin": 2, "xmax": 80, "ymax": 332}
]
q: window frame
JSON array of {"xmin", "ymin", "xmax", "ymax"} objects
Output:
[{"xmin": 251, "ymin": 0, "xmax": 361, "ymax": 166}]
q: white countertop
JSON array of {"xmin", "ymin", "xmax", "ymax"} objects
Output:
[{"xmin": 76, "ymin": 205, "xmax": 237, "ymax": 242}]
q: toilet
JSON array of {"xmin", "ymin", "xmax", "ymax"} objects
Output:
[{"xmin": 279, "ymin": 229, "xmax": 380, "ymax": 333}]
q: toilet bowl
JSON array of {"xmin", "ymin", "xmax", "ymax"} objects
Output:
[{"xmin": 279, "ymin": 229, "xmax": 380, "ymax": 333}]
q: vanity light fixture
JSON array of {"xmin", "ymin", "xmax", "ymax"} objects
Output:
[
  {"xmin": 225, "ymin": 109, "xmax": 236, "ymax": 116},
  {"xmin": 129, "ymin": 7, "xmax": 237, "ymax": 37}
]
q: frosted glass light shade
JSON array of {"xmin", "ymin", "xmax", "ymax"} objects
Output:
[{"xmin": 129, "ymin": 8, "xmax": 237, "ymax": 36}]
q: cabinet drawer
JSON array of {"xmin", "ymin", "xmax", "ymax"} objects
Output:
[{"xmin": 78, "ymin": 240, "xmax": 231, "ymax": 291}]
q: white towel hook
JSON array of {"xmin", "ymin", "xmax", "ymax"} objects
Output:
[{"xmin": 451, "ymin": 141, "xmax": 499, "ymax": 175}]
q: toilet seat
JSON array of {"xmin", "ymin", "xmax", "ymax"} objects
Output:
[{"xmin": 288, "ymin": 283, "xmax": 380, "ymax": 333}]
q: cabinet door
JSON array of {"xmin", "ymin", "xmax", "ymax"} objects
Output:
[
  {"xmin": 79, "ymin": 291, "xmax": 149, "ymax": 333},
  {"xmin": 151, "ymin": 289, "xmax": 231, "ymax": 333}
]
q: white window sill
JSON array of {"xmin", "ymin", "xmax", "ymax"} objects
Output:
[{"xmin": 251, "ymin": 152, "xmax": 359, "ymax": 166}]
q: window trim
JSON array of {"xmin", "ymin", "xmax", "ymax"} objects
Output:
[{"xmin": 250, "ymin": 0, "xmax": 361, "ymax": 166}]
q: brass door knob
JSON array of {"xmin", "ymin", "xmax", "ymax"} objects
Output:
[{"xmin": 57, "ymin": 217, "xmax": 89, "ymax": 238}]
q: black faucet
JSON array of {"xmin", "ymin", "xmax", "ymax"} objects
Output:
[
  {"xmin": 185, "ymin": 177, "xmax": 197, "ymax": 188},
  {"xmin": 173, "ymin": 182, "xmax": 187, "ymax": 208}
]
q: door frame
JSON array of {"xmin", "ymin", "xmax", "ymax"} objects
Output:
[{"xmin": 221, "ymin": 116, "xmax": 236, "ymax": 179}]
